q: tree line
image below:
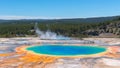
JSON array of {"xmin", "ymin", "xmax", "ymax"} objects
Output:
[{"xmin": 0, "ymin": 18, "xmax": 119, "ymax": 38}]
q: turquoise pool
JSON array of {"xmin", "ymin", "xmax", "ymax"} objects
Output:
[{"xmin": 26, "ymin": 44, "xmax": 107, "ymax": 56}]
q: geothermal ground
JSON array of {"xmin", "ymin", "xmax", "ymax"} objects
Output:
[{"xmin": 0, "ymin": 37, "xmax": 120, "ymax": 68}]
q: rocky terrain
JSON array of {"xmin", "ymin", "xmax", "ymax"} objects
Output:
[
  {"xmin": 0, "ymin": 37, "xmax": 120, "ymax": 68},
  {"xmin": 84, "ymin": 20, "xmax": 120, "ymax": 37}
]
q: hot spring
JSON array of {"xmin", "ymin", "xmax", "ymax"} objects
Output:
[{"xmin": 25, "ymin": 44, "xmax": 107, "ymax": 57}]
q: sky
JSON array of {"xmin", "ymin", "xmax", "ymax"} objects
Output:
[{"xmin": 0, "ymin": 0, "xmax": 120, "ymax": 19}]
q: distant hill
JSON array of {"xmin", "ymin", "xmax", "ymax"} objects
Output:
[
  {"xmin": 50, "ymin": 16, "xmax": 120, "ymax": 23},
  {"xmin": 0, "ymin": 15, "xmax": 120, "ymax": 23}
]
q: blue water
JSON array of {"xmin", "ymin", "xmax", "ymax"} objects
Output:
[{"xmin": 26, "ymin": 44, "xmax": 106, "ymax": 56}]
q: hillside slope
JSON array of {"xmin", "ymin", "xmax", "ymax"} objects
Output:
[{"xmin": 84, "ymin": 20, "xmax": 120, "ymax": 37}]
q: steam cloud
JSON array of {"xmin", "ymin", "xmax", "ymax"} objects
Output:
[{"xmin": 35, "ymin": 23, "xmax": 71, "ymax": 40}]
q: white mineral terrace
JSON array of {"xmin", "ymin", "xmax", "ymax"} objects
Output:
[{"xmin": 0, "ymin": 37, "xmax": 120, "ymax": 68}]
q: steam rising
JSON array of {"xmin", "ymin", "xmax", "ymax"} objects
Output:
[{"xmin": 35, "ymin": 23, "xmax": 71, "ymax": 40}]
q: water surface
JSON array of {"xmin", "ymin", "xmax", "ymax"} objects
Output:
[{"xmin": 26, "ymin": 44, "xmax": 106, "ymax": 56}]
